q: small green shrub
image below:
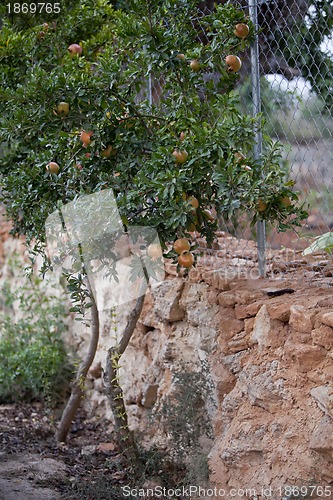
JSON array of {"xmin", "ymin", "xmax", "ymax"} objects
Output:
[
  {"xmin": 157, "ymin": 367, "xmax": 214, "ymax": 452},
  {"xmin": 0, "ymin": 272, "xmax": 73, "ymax": 404}
]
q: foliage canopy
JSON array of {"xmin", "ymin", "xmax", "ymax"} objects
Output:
[{"xmin": 0, "ymin": 0, "xmax": 306, "ymax": 269}]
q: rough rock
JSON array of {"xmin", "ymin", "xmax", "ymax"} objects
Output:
[
  {"xmin": 179, "ymin": 282, "xmax": 219, "ymax": 328},
  {"xmin": 219, "ymin": 316, "xmax": 244, "ymax": 338},
  {"xmin": 202, "ymin": 268, "xmax": 239, "ymax": 291},
  {"xmin": 317, "ymin": 297, "xmax": 333, "ymax": 308},
  {"xmin": 289, "ymin": 305, "xmax": 315, "ymax": 333},
  {"xmin": 245, "ymin": 301, "xmax": 263, "ymax": 318},
  {"xmin": 227, "ymin": 331, "xmax": 251, "ymax": 354},
  {"xmin": 309, "ymin": 415, "xmax": 333, "ymax": 462},
  {"xmin": 207, "ymin": 289, "xmax": 219, "ymax": 305},
  {"xmin": 233, "ymin": 304, "xmax": 248, "ymax": 320},
  {"xmin": 310, "ymin": 385, "xmax": 333, "ymax": 417},
  {"xmin": 217, "ymin": 291, "xmax": 237, "ymax": 307},
  {"xmin": 318, "ymin": 311, "xmax": 333, "ymax": 328},
  {"xmin": 151, "ymin": 278, "xmax": 185, "ymax": 322},
  {"xmin": 284, "ymin": 341, "xmax": 327, "ymax": 372},
  {"xmin": 140, "ymin": 383, "xmax": 159, "ymax": 408},
  {"xmin": 244, "ymin": 317, "xmax": 255, "ymax": 334},
  {"xmin": 140, "ymin": 291, "xmax": 166, "ymax": 329},
  {"xmin": 195, "ymin": 325, "xmax": 219, "ymax": 352},
  {"xmin": 311, "ymin": 325, "xmax": 333, "ymax": 350},
  {"xmin": 237, "ymin": 363, "xmax": 290, "ymax": 411},
  {"xmin": 209, "ymin": 356, "xmax": 236, "ymax": 400},
  {"xmin": 250, "ymin": 305, "xmax": 271, "ymax": 350},
  {"xmin": 267, "ymin": 302, "xmax": 291, "ymax": 322},
  {"xmin": 236, "ymin": 290, "xmax": 262, "ymax": 305},
  {"xmin": 306, "ymin": 364, "xmax": 333, "ymax": 385}
]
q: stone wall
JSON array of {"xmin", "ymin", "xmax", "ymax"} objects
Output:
[{"xmin": 83, "ymin": 258, "xmax": 333, "ymax": 495}]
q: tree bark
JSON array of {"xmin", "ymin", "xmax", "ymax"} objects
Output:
[
  {"xmin": 56, "ymin": 283, "xmax": 100, "ymax": 442},
  {"xmin": 103, "ymin": 283, "xmax": 147, "ymax": 459}
]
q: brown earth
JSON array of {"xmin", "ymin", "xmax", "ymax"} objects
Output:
[{"xmin": 0, "ymin": 403, "xmax": 133, "ymax": 500}]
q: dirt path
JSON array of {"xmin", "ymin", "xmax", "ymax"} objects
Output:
[
  {"xmin": 0, "ymin": 403, "xmax": 129, "ymax": 500},
  {"xmin": 0, "ymin": 453, "xmax": 63, "ymax": 500}
]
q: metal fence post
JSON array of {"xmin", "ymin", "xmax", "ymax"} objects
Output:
[{"xmin": 248, "ymin": 0, "xmax": 266, "ymax": 277}]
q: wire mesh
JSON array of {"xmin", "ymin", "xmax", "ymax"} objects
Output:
[
  {"xmin": 146, "ymin": 1, "xmax": 333, "ymax": 282},
  {"xmin": 255, "ymin": 0, "xmax": 333, "ymax": 282}
]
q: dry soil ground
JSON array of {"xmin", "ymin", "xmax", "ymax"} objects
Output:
[{"xmin": 0, "ymin": 403, "xmax": 134, "ymax": 500}]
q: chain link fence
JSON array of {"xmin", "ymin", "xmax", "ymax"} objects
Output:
[
  {"xmin": 147, "ymin": 0, "xmax": 332, "ymax": 282},
  {"xmin": 257, "ymin": 0, "xmax": 333, "ymax": 283}
]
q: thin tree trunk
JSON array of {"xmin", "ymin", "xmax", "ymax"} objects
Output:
[
  {"xmin": 103, "ymin": 283, "xmax": 147, "ymax": 459},
  {"xmin": 57, "ymin": 283, "xmax": 100, "ymax": 442}
]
